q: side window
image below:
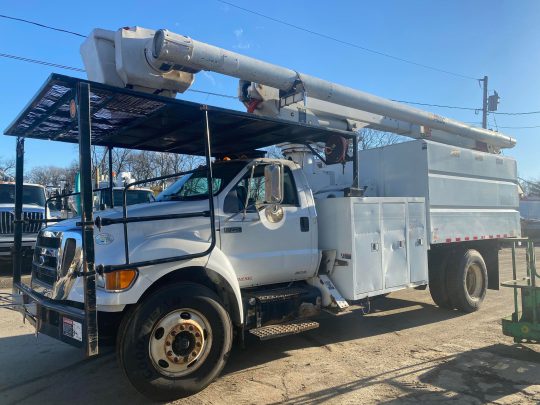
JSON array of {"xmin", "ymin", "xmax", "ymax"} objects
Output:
[
  {"xmin": 282, "ymin": 167, "xmax": 299, "ymax": 206},
  {"xmin": 225, "ymin": 165, "xmax": 298, "ymax": 213}
]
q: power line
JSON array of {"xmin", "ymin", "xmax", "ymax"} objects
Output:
[
  {"xmin": 497, "ymin": 124, "xmax": 540, "ymax": 129},
  {"xmin": 391, "ymin": 99, "xmax": 479, "ymax": 111},
  {"xmin": 0, "ymin": 14, "xmax": 86, "ymax": 38},
  {"xmin": 0, "ymin": 52, "xmax": 237, "ymax": 99},
  {"xmin": 216, "ymin": 0, "xmax": 479, "ymax": 81},
  {"xmin": 0, "ymin": 53, "xmax": 85, "ymax": 72},
  {"xmin": 187, "ymin": 88, "xmax": 237, "ymax": 99},
  {"xmin": 491, "ymin": 110, "xmax": 540, "ymax": 116}
]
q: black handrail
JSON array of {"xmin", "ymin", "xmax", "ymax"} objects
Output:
[
  {"xmin": 97, "ymin": 108, "xmax": 217, "ymax": 274},
  {"xmin": 118, "ymin": 168, "xmax": 200, "ymax": 266}
]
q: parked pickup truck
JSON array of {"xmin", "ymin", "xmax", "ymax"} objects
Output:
[
  {"xmin": 94, "ymin": 187, "xmax": 154, "ymax": 211},
  {"xmin": 0, "ymin": 182, "xmax": 46, "ymax": 268}
]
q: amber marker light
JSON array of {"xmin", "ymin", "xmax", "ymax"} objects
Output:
[{"xmin": 105, "ymin": 269, "xmax": 138, "ymax": 291}]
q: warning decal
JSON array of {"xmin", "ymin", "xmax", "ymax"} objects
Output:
[{"xmin": 63, "ymin": 317, "xmax": 83, "ymax": 342}]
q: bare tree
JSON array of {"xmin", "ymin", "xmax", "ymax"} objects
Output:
[
  {"xmin": 359, "ymin": 128, "xmax": 404, "ymax": 150},
  {"xmin": 0, "ymin": 156, "xmax": 15, "ymax": 179},
  {"xmin": 27, "ymin": 165, "xmax": 77, "ymax": 188}
]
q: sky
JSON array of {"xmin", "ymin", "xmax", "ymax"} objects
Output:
[{"xmin": 1, "ymin": 0, "xmax": 540, "ymax": 178}]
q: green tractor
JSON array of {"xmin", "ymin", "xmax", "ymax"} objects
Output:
[{"xmin": 502, "ymin": 239, "xmax": 540, "ymax": 343}]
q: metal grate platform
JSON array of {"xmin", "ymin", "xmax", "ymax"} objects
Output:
[{"xmin": 249, "ymin": 320, "xmax": 319, "ymax": 340}]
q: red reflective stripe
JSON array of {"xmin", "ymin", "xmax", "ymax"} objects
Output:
[
  {"xmin": 489, "ymin": 235, "xmax": 494, "ymax": 239},
  {"xmin": 456, "ymin": 237, "xmax": 461, "ymax": 242},
  {"xmin": 473, "ymin": 236, "xmax": 478, "ymax": 240},
  {"xmin": 446, "ymin": 238, "xmax": 452, "ymax": 243},
  {"xmin": 465, "ymin": 237, "xmax": 470, "ymax": 241},
  {"xmin": 496, "ymin": 234, "xmax": 501, "ymax": 238}
]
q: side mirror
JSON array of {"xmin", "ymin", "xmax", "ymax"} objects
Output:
[{"xmin": 264, "ymin": 163, "xmax": 284, "ymax": 204}]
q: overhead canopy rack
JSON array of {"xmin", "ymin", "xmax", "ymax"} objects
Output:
[{"xmin": 5, "ymin": 74, "xmax": 354, "ymax": 156}]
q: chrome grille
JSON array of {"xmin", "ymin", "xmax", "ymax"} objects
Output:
[
  {"xmin": 23, "ymin": 211, "xmax": 44, "ymax": 234},
  {"xmin": 31, "ymin": 229, "xmax": 81, "ymax": 294},
  {"xmin": 32, "ymin": 231, "xmax": 61, "ymax": 287},
  {"xmin": 0, "ymin": 211, "xmax": 44, "ymax": 235},
  {"xmin": 0, "ymin": 212, "xmax": 14, "ymax": 234}
]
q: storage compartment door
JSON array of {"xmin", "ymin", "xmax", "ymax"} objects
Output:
[
  {"xmin": 382, "ymin": 202, "xmax": 408, "ymax": 289},
  {"xmin": 408, "ymin": 202, "xmax": 428, "ymax": 283},
  {"xmin": 353, "ymin": 203, "xmax": 383, "ymax": 295}
]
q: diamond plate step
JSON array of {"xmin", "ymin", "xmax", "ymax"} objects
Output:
[{"xmin": 249, "ymin": 320, "xmax": 319, "ymax": 340}]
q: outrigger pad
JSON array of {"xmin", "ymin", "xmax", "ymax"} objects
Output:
[{"xmin": 5, "ymin": 74, "xmax": 353, "ymax": 157}]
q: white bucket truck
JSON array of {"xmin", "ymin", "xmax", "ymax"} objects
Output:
[{"xmin": 3, "ymin": 26, "xmax": 520, "ymax": 401}]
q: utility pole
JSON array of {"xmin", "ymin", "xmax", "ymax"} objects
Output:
[{"xmin": 482, "ymin": 75, "xmax": 488, "ymax": 129}]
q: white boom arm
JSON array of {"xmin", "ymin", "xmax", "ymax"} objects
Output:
[{"xmin": 81, "ymin": 27, "xmax": 516, "ymax": 151}]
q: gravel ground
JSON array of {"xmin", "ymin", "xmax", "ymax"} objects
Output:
[{"xmin": 1, "ymin": 248, "xmax": 539, "ymax": 405}]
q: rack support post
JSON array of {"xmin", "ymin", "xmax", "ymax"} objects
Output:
[{"xmin": 77, "ymin": 82, "xmax": 99, "ymax": 357}]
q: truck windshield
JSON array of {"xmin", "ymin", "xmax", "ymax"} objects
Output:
[
  {"xmin": 101, "ymin": 189, "xmax": 154, "ymax": 207},
  {"xmin": 0, "ymin": 184, "xmax": 46, "ymax": 206},
  {"xmin": 157, "ymin": 161, "xmax": 247, "ymax": 202}
]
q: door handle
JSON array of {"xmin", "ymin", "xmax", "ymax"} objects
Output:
[{"xmin": 300, "ymin": 217, "xmax": 309, "ymax": 232}]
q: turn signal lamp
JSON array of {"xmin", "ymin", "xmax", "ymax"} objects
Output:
[{"xmin": 105, "ymin": 269, "xmax": 138, "ymax": 291}]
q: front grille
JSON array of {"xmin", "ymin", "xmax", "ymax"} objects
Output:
[
  {"xmin": 33, "ymin": 262, "xmax": 57, "ymax": 285},
  {"xmin": 0, "ymin": 211, "xmax": 44, "ymax": 235},
  {"xmin": 33, "ymin": 231, "xmax": 61, "ymax": 287},
  {"xmin": 23, "ymin": 211, "xmax": 44, "ymax": 234},
  {"xmin": 0, "ymin": 212, "xmax": 13, "ymax": 234},
  {"xmin": 37, "ymin": 234, "xmax": 61, "ymax": 248}
]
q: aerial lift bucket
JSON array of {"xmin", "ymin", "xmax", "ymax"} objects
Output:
[{"xmin": 501, "ymin": 239, "xmax": 540, "ymax": 343}]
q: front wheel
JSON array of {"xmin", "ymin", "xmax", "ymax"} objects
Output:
[{"xmin": 117, "ymin": 282, "xmax": 233, "ymax": 401}]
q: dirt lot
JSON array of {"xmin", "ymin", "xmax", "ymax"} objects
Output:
[{"xmin": 1, "ymin": 248, "xmax": 540, "ymax": 405}]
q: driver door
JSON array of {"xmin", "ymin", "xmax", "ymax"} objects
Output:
[{"xmin": 218, "ymin": 163, "xmax": 317, "ymax": 287}]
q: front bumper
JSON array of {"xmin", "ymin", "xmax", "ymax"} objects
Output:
[
  {"xmin": 14, "ymin": 281, "xmax": 89, "ymax": 349},
  {"xmin": 0, "ymin": 236, "xmax": 37, "ymax": 257}
]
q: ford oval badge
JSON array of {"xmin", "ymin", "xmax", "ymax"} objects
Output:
[{"xmin": 95, "ymin": 233, "xmax": 114, "ymax": 245}]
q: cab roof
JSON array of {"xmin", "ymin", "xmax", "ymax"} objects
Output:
[{"xmin": 5, "ymin": 74, "xmax": 353, "ymax": 157}]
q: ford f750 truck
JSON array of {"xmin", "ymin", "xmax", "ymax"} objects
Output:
[{"xmin": 2, "ymin": 27, "xmax": 520, "ymax": 401}]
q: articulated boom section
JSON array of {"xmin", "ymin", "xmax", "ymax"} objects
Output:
[{"xmin": 81, "ymin": 26, "xmax": 516, "ymax": 153}]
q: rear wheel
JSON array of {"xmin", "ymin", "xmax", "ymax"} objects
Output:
[
  {"xmin": 117, "ymin": 282, "xmax": 233, "ymax": 401},
  {"xmin": 446, "ymin": 249, "xmax": 488, "ymax": 313},
  {"xmin": 428, "ymin": 251, "xmax": 453, "ymax": 309}
]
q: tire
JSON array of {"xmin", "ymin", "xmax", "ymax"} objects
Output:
[
  {"xmin": 117, "ymin": 282, "xmax": 233, "ymax": 401},
  {"xmin": 446, "ymin": 249, "xmax": 488, "ymax": 313},
  {"xmin": 428, "ymin": 251, "xmax": 453, "ymax": 309}
]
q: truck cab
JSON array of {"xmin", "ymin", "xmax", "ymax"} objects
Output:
[{"xmin": 33, "ymin": 158, "xmax": 319, "ymax": 302}]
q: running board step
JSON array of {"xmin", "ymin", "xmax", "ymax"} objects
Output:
[
  {"xmin": 249, "ymin": 287, "xmax": 308, "ymax": 303},
  {"xmin": 249, "ymin": 320, "xmax": 319, "ymax": 340}
]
